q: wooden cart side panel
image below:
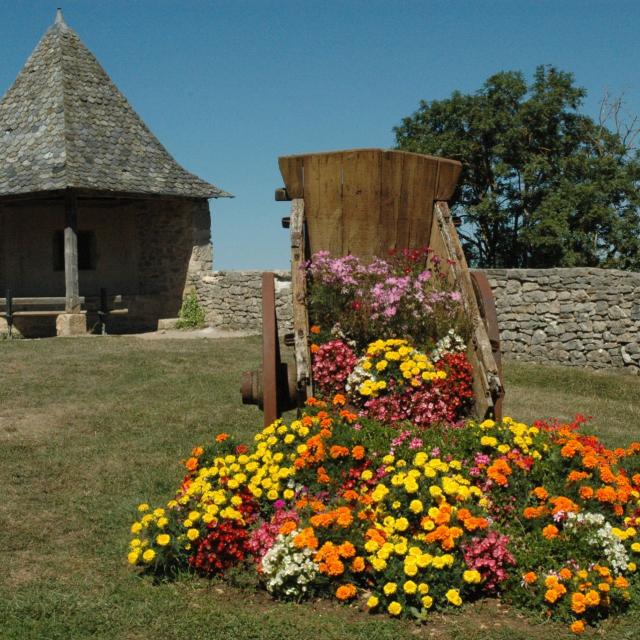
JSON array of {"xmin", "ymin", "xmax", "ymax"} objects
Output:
[
  {"xmin": 290, "ymin": 199, "xmax": 313, "ymax": 399},
  {"xmin": 431, "ymin": 202, "xmax": 501, "ymax": 418},
  {"xmin": 342, "ymin": 149, "xmax": 382, "ymax": 258},
  {"xmin": 304, "ymin": 153, "xmax": 344, "ymax": 257},
  {"xmin": 278, "ymin": 156, "xmax": 304, "ymax": 199},
  {"xmin": 435, "ymin": 159, "xmax": 463, "ymax": 201},
  {"xmin": 278, "ymin": 149, "xmax": 462, "ymax": 262},
  {"xmin": 409, "ymin": 155, "xmax": 439, "ymax": 249},
  {"xmin": 379, "ymin": 150, "xmax": 404, "ymax": 254}
]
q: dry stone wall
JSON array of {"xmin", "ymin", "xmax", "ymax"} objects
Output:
[
  {"xmin": 194, "ymin": 270, "xmax": 293, "ymax": 334},
  {"xmin": 193, "ymin": 267, "xmax": 639, "ymax": 373},
  {"xmin": 485, "ymin": 268, "xmax": 640, "ymax": 373}
]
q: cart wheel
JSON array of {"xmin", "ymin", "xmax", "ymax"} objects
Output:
[
  {"xmin": 261, "ymin": 272, "xmax": 280, "ymax": 427},
  {"xmin": 240, "ymin": 273, "xmax": 298, "ymax": 422},
  {"xmin": 470, "ymin": 271, "xmax": 505, "ymax": 420}
]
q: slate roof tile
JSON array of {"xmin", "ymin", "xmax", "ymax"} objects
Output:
[{"xmin": 0, "ymin": 11, "xmax": 230, "ymax": 199}]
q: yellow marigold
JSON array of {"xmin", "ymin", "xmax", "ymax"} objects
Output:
[
  {"xmin": 463, "ymin": 570, "xmax": 482, "ymax": 584},
  {"xmin": 446, "ymin": 588, "xmax": 462, "ymax": 606},
  {"xmin": 366, "ymin": 595, "xmax": 379, "ymax": 609},
  {"xmin": 387, "ymin": 601, "xmax": 402, "ymax": 616},
  {"xmin": 156, "ymin": 534, "xmax": 171, "ymax": 547},
  {"xmin": 142, "ymin": 549, "xmax": 156, "ymax": 563},
  {"xmin": 187, "ymin": 528, "xmax": 200, "ymax": 541},
  {"xmin": 383, "ymin": 582, "xmax": 397, "ymax": 595},
  {"xmin": 421, "ymin": 595, "xmax": 433, "ymax": 609},
  {"xmin": 127, "ymin": 550, "xmax": 140, "ymax": 565},
  {"xmin": 403, "ymin": 580, "xmax": 417, "ymax": 594}
]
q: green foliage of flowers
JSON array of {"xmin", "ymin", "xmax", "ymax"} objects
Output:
[{"xmin": 176, "ymin": 292, "xmax": 206, "ymax": 329}]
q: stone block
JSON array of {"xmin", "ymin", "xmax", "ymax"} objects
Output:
[
  {"xmin": 157, "ymin": 318, "xmax": 180, "ymax": 330},
  {"xmin": 56, "ymin": 313, "xmax": 87, "ymax": 337}
]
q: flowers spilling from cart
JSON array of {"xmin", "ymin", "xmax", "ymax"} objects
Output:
[{"xmin": 128, "ymin": 249, "xmax": 640, "ymax": 635}]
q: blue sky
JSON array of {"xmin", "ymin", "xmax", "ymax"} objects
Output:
[{"xmin": 1, "ymin": 1, "xmax": 639, "ymax": 270}]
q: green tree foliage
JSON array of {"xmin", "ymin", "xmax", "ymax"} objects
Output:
[{"xmin": 394, "ymin": 66, "xmax": 640, "ymax": 269}]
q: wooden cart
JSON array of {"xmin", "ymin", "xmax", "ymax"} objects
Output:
[{"xmin": 241, "ymin": 148, "xmax": 504, "ymax": 426}]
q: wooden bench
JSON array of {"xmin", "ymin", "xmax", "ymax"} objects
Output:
[{"xmin": 1, "ymin": 290, "xmax": 128, "ymax": 336}]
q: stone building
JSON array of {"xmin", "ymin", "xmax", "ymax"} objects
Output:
[{"xmin": 0, "ymin": 10, "xmax": 229, "ymax": 336}]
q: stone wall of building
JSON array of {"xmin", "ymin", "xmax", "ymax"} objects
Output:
[
  {"xmin": 0, "ymin": 196, "xmax": 211, "ymax": 336},
  {"xmin": 194, "ymin": 267, "xmax": 639, "ymax": 373}
]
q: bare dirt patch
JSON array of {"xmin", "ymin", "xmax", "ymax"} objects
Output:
[{"xmin": 134, "ymin": 327, "xmax": 256, "ymax": 340}]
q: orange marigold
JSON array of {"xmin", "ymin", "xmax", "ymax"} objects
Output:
[
  {"xmin": 279, "ymin": 520, "xmax": 297, "ymax": 535},
  {"xmin": 523, "ymin": 571, "xmax": 537, "ymax": 585},
  {"xmin": 332, "ymin": 393, "xmax": 346, "ymax": 406},
  {"xmin": 351, "ymin": 445, "xmax": 365, "ymax": 460},
  {"xmin": 335, "ymin": 583, "xmax": 357, "ymax": 600},
  {"xmin": 542, "ymin": 524, "xmax": 559, "ymax": 540},
  {"xmin": 595, "ymin": 486, "xmax": 617, "ymax": 503},
  {"xmin": 215, "ymin": 433, "xmax": 229, "ymax": 442},
  {"xmin": 336, "ymin": 507, "xmax": 354, "ymax": 527},
  {"xmin": 579, "ymin": 486, "xmax": 594, "ymax": 500},
  {"xmin": 560, "ymin": 440, "xmax": 582, "ymax": 458},
  {"xmin": 571, "ymin": 592, "xmax": 586, "ymax": 614},
  {"xmin": 523, "ymin": 506, "xmax": 547, "ymax": 519},
  {"xmin": 293, "ymin": 527, "xmax": 319, "ymax": 550},
  {"xmin": 316, "ymin": 466, "xmax": 330, "ymax": 484},
  {"xmin": 582, "ymin": 454, "xmax": 598, "ymax": 469},
  {"xmin": 567, "ymin": 471, "xmax": 589, "ymax": 483},
  {"xmin": 338, "ymin": 541, "xmax": 356, "ymax": 558},
  {"xmin": 570, "ymin": 620, "xmax": 585, "ymax": 634},
  {"xmin": 351, "ymin": 556, "xmax": 365, "ymax": 572},
  {"xmin": 330, "ymin": 445, "xmax": 350, "ymax": 459},
  {"xmin": 532, "ymin": 486, "xmax": 549, "ymax": 500},
  {"xmin": 184, "ymin": 457, "xmax": 199, "ymax": 472},
  {"xmin": 545, "ymin": 589, "xmax": 561, "ymax": 604},
  {"xmin": 550, "ymin": 496, "xmax": 580, "ymax": 515}
]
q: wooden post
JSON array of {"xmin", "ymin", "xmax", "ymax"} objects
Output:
[{"xmin": 64, "ymin": 190, "xmax": 80, "ymax": 313}]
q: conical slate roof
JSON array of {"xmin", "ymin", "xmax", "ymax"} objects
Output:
[{"xmin": 0, "ymin": 11, "xmax": 230, "ymax": 199}]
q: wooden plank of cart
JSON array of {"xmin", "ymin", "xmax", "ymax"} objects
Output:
[{"xmin": 241, "ymin": 148, "xmax": 504, "ymax": 427}]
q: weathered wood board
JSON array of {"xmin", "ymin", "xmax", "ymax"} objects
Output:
[{"xmin": 279, "ymin": 149, "xmax": 462, "ymax": 261}]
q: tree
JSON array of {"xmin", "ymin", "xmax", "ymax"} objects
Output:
[{"xmin": 394, "ymin": 66, "xmax": 640, "ymax": 269}]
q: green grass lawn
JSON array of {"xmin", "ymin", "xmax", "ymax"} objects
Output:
[{"xmin": 0, "ymin": 336, "xmax": 639, "ymax": 640}]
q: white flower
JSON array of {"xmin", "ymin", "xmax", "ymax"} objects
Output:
[
  {"xmin": 565, "ymin": 512, "xmax": 629, "ymax": 574},
  {"xmin": 260, "ymin": 531, "xmax": 318, "ymax": 600}
]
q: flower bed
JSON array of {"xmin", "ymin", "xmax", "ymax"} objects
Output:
[{"xmin": 128, "ymin": 403, "xmax": 640, "ymax": 634}]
